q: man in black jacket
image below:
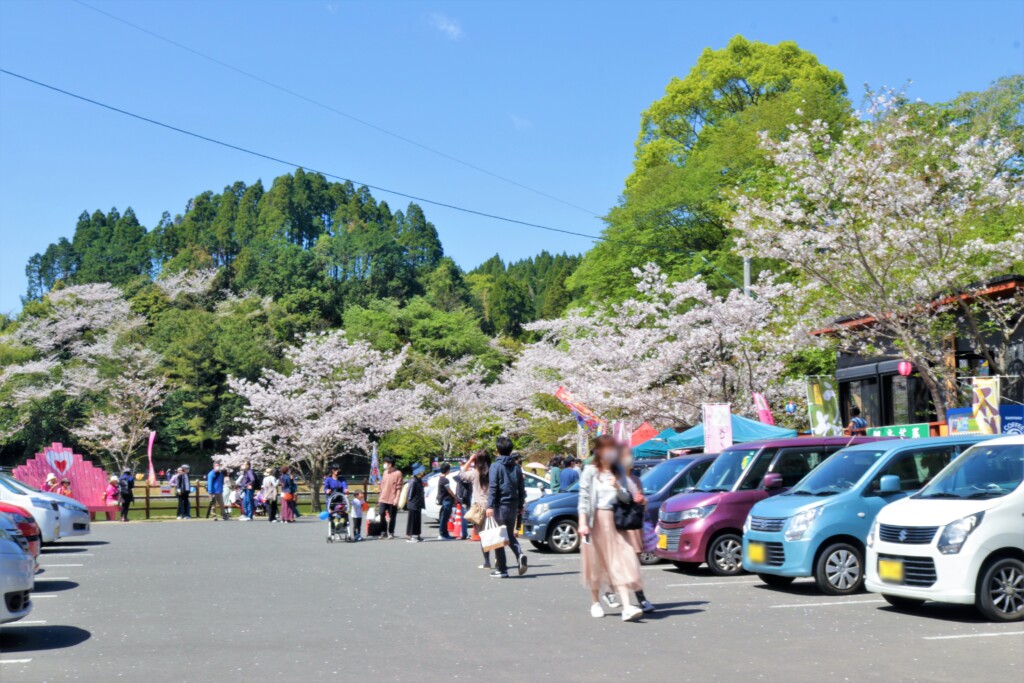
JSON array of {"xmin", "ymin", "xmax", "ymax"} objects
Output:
[{"xmin": 486, "ymin": 436, "xmax": 528, "ymax": 578}]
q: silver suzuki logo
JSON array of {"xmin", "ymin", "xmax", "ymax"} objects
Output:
[{"xmin": 898, "ymin": 529, "xmax": 908, "ymax": 542}]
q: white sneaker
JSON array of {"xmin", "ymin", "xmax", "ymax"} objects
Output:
[
  {"xmin": 590, "ymin": 602, "xmax": 605, "ymax": 618},
  {"xmin": 621, "ymin": 605, "xmax": 643, "ymax": 622}
]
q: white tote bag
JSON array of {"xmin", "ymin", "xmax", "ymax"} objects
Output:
[{"xmin": 479, "ymin": 517, "xmax": 509, "ymax": 552}]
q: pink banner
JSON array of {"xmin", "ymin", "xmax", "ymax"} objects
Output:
[
  {"xmin": 703, "ymin": 403, "xmax": 733, "ymax": 454},
  {"xmin": 147, "ymin": 431, "xmax": 157, "ymax": 486},
  {"xmin": 752, "ymin": 392, "xmax": 775, "ymax": 426}
]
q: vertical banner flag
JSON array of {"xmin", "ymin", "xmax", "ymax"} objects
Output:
[
  {"xmin": 703, "ymin": 403, "xmax": 733, "ymax": 454},
  {"xmin": 369, "ymin": 443, "xmax": 381, "ymax": 484},
  {"xmin": 971, "ymin": 376, "xmax": 1001, "ymax": 435},
  {"xmin": 553, "ymin": 386, "xmax": 605, "ymax": 432},
  {"xmin": 576, "ymin": 423, "xmax": 589, "ymax": 461},
  {"xmin": 752, "ymin": 392, "xmax": 775, "ymax": 426},
  {"xmin": 146, "ymin": 430, "xmax": 157, "ymax": 485},
  {"xmin": 610, "ymin": 420, "xmax": 634, "ymax": 446},
  {"xmin": 806, "ymin": 377, "xmax": 843, "ymax": 436}
]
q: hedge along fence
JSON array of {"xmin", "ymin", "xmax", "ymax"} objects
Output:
[{"xmin": 122, "ymin": 478, "xmax": 383, "ymax": 520}]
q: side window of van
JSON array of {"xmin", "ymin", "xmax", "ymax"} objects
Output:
[
  {"xmin": 738, "ymin": 451, "xmax": 775, "ymax": 490},
  {"xmin": 672, "ymin": 460, "xmax": 712, "ymax": 493},
  {"xmin": 769, "ymin": 448, "xmax": 831, "ymax": 487},
  {"xmin": 870, "ymin": 446, "xmax": 956, "ymax": 492}
]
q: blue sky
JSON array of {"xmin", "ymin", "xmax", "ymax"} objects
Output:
[{"xmin": 1, "ymin": 0, "xmax": 1021, "ymax": 314}]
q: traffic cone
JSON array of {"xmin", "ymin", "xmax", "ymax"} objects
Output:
[
  {"xmin": 452, "ymin": 504, "xmax": 463, "ymax": 538},
  {"xmin": 447, "ymin": 504, "xmax": 457, "ymax": 536}
]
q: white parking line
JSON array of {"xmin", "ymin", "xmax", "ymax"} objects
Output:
[
  {"xmin": 31, "ymin": 594, "xmax": 57, "ymax": 599},
  {"xmin": 40, "ymin": 564, "xmax": 82, "ymax": 567},
  {"xmin": 0, "ymin": 659, "xmax": 32, "ymax": 665},
  {"xmin": 923, "ymin": 631, "xmax": 1024, "ymax": 641},
  {"xmin": 37, "ymin": 577, "xmax": 68, "ymax": 580},
  {"xmin": 667, "ymin": 580, "xmax": 761, "ymax": 587},
  {"xmin": 770, "ymin": 599, "xmax": 884, "ymax": 608},
  {"xmin": 15, "ymin": 620, "xmax": 46, "ymax": 625}
]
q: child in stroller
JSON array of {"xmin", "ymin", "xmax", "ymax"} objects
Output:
[{"xmin": 326, "ymin": 492, "xmax": 350, "ymax": 543}]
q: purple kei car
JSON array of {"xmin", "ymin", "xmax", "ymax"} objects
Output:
[{"xmin": 654, "ymin": 436, "xmax": 889, "ymax": 575}]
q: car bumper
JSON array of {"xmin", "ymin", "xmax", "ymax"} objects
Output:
[
  {"xmin": 59, "ymin": 510, "xmax": 90, "ymax": 537},
  {"xmin": 0, "ymin": 552, "xmax": 34, "ymax": 624},
  {"xmin": 742, "ymin": 531, "xmax": 815, "ymax": 577},
  {"xmin": 865, "ymin": 541, "xmax": 979, "ymax": 605},
  {"xmin": 653, "ymin": 520, "xmax": 710, "ymax": 563},
  {"xmin": 522, "ymin": 517, "xmax": 550, "ymax": 541}
]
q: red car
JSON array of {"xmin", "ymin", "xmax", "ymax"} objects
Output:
[{"xmin": 0, "ymin": 502, "xmax": 41, "ymax": 570}]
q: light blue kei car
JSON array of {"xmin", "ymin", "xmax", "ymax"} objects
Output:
[{"xmin": 741, "ymin": 435, "xmax": 992, "ymax": 595}]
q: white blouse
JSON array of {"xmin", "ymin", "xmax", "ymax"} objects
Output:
[{"xmin": 593, "ymin": 473, "xmax": 620, "ymax": 510}]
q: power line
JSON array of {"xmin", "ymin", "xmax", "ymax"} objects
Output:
[
  {"xmin": 0, "ymin": 67, "xmax": 743, "ymax": 288},
  {"xmin": 70, "ymin": 0, "xmax": 599, "ymax": 216}
]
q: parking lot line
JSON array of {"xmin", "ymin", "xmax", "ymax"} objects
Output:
[
  {"xmin": 0, "ymin": 659, "xmax": 33, "ymax": 665},
  {"xmin": 667, "ymin": 580, "xmax": 761, "ymax": 587},
  {"xmin": 770, "ymin": 599, "xmax": 884, "ymax": 608},
  {"xmin": 40, "ymin": 564, "xmax": 83, "ymax": 567},
  {"xmin": 922, "ymin": 631, "xmax": 1024, "ymax": 641},
  {"xmin": 37, "ymin": 577, "xmax": 68, "ymax": 580},
  {"xmin": 32, "ymin": 594, "xmax": 57, "ymax": 598},
  {"xmin": 15, "ymin": 620, "xmax": 47, "ymax": 625}
]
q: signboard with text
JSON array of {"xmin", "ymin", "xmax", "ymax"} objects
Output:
[{"xmin": 867, "ymin": 423, "xmax": 931, "ymax": 439}]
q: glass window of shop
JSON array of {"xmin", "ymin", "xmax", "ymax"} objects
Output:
[{"xmin": 840, "ymin": 377, "xmax": 881, "ymax": 428}]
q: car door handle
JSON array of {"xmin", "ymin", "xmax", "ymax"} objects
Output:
[{"xmin": 857, "ymin": 512, "xmax": 866, "ymax": 518}]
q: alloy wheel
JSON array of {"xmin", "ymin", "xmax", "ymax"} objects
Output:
[
  {"xmin": 550, "ymin": 521, "xmax": 579, "ymax": 552},
  {"xmin": 713, "ymin": 537, "xmax": 742, "ymax": 573},
  {"xmin": 989, "ymin": 565, "xmax": 1024, "ymax": 617}
]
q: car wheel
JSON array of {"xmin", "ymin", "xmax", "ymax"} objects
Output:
[
  {"xmin": 882, "ymin": 594, "xmax": 925, "ymax": 610},
  {"xmin": 977, "ymin": 557, "xmax": 1024, "ymax": 622},
  {"xmin": 815, "ymin": 542, "xmax": 863, "ymax": 595},
  {"xmin": 547, "ymin": 519, "xmax": 580, "ymax": 554},
  {"xmin": 706, "ymin": 533, "xmax": 744, "ymax": 576},
  {"xmin": 757, "ymin": 573, "xmax": 795, "ymax": 588},
  {"xmin": 529, "ymin": 541, "xmax": 547, "ymax": 551},
  {"xmin": 638, "ymin": 551, "xmax": 661, "ymax": 566}
]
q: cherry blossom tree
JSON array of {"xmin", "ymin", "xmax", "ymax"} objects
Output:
[
  {"xmin": 413, "ymin": 359, "xmax": 501, "ymax": 457},
  {"xmin": 733, "ymin": 92, "xmax": 1024, "ymax": 420},
  {"xmin": 221, "ymin": 330, "xmax": 418, "ymax": 509}
]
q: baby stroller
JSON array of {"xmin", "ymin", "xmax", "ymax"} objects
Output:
[{"xmin": 326, "ymin": 492, "xmax": 350, "ymax": 543}]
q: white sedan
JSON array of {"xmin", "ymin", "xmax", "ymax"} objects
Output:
[
  {"xmin": 0, "ymin": 474, "xmax": 61, "ymax": 543},
  {"xmin": 0, "ymin": 474, "xmax": 90, "ymax": 539},
  {"xmin": 0, "ymin": 513, "xmax": 34, "ymax": 624},
  {"xmin": 424, "ymin": 469, "xmax": 552, "ymax": 522}
]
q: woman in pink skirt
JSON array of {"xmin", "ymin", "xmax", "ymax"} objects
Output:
[{"xmin": 578, "ymin": 434, "xmax": 645, "ymax": 621}]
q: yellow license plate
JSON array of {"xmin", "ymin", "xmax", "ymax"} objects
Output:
[
  {"xmin": 657, "ymin": 534, "xmax": 668, "ymax": 550},
  {"xmin": 747, "ymin": 542, "xmax": 766, "ymax": 564},
  {"xmin": 878, "ymin": 559, "xmax": 903, "ymax": 583}
]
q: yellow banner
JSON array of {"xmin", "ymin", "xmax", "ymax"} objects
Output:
[{"xmin": 971, "ymin": 377, "xmax": 1001, "ymax": 435}]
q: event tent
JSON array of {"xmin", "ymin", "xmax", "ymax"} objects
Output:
[
  {"xmin": 632, "ymin": 428, "xmax": 683, "ymax": 459},
  {"xmin": 665, "ymin": 414, "xmax": 796, "ymax": 450}
]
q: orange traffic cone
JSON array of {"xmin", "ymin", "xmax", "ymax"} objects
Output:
[
  {"xmin": 447, "ymin": 504, "xmax": 457, "ymax": 536},
  {"xmin": 452, "ymin": 503, "xmax": 463, "ymax": 538}
]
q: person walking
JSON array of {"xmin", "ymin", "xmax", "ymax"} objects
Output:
[
  {"xmin": 262, "ymin": 468, "xmax": 280, "ymax": 523},
  {"xmin": 117, "ymin": 468, "xmax": 134, "ymax": 522},
  {"xmin": 435, "ymin": 463, "xmax": 457, "ymax": 541},
  {"xmin": 206, "ymin": 462, "xmax": 228, "ymax": 521},
  {"xmin": 601, "ymin": 448, "xmax": 655, "ymax": 613},
  {"xmin": 578, "ymin": 435, "xmax": 644, "ymax": 621},
  {"xmin": 559, "ymin": 458, "xmax": 580, "ymax": 491},
  {"xmin": 279, "ymin": 466, "xmax": 297, "ymax": 523},
  {"xmin": 171, "ymin": 466, "xmax": 192, "ymax": 519},
  {"xmin": 485, "ymin": 437, "xmax": 528, "ymax": 579},
  {"xmin": 548, "ymin": 456, "xmax": 563, "ymax": 493},
  {"xmin": 405, "ymin": 464, "xmax": 426, "ymax": 543},
  {"xmin": 238, "ymin": 462, "xmax": 256, "ymax": 521},
  {"xmin": 459, "ymin": 450, "xmax": 492, "ymax": 568},
  {"xmin": 377, "ymin": 457, "xmax": 403, "ymax": 539}
]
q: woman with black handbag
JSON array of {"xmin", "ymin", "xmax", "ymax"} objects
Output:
[
  {"xmin": 578, "ymin": 435, "xmax": 645, "ymax": 621},
  {"xmin": 604, "ymin": 448, "xmax": 655, "ymax": 613}
]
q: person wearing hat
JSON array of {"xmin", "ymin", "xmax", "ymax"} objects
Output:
[
  {"xmin": 117, "ymin": 468, "xmax": 135, "ymax": 522},
  {"xmin": 105, "ymin": 475, "xmax": 121, "ymax": 507},
  {"xmin": 57, "ymin": 477, "xmax": 73, "ymax": 497},
  {"xmin": 405, "ymin": 464, "xmax": 427, "ymax": 543},
  {"xmin": 170, "ymin": 466, "xmax": 192, "ymax": 519},
  {"xmin": 45, "ymin": 472, "xmax": 59, "ymax": 493}
]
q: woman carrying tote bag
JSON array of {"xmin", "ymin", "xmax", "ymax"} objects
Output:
[
  {"xmin": 578, "ymin": 434, "xmax": 645, "ymax": 622},
  {"xmin": 459, "ymin": 450, "xmax": 492, "ymax": 569}
]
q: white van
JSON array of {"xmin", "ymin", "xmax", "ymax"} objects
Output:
[{"xmin": 865, "ymin": 434, "xmax": 1024, "ymax": 622}]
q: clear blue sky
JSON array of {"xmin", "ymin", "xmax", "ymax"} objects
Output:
[{"xmin": 1, "ymin": 0, "xmax": 1021, "ymax": 314}]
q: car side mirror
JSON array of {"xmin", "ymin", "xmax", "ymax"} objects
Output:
[
  {"xmin": 763, "ymin": 473, "xmax": 783, "ymax": 490},
  {"xmin": 878, "ymin": 474, "xmax": 901, "ymax": 494}
]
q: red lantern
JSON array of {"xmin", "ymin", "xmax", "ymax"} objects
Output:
[{"xmin": 897, "ymin": 361, "xmax": 913, "ymax": 377}]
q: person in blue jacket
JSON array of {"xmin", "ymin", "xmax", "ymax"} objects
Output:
[{"xmin": 206, "ymin": 462, "xmax": 228, "ymax": 521}]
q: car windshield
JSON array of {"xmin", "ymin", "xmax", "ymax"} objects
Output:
[
  {"xmin": 694, "ymin": 449, "xmax": 759, "ymax": 492},
  {"xmin": 0, "ymin": 474, "xmax": 36, "ymax": 495},
  {"xmin": 790, "ymin": 449, "xmax": 887, "ymax": 495},
  {"xmin": 640, "ymin": 459, "xmax": 691, "ymax": 494},
  {"xmin": 916, "ymin": 443, "xmax": 1023, "ymax": 500}
]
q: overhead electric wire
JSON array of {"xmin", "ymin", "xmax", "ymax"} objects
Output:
[
  {"xmin": 70, "ymin": 0, "xmax": 599, "ymax": 216},
  {"xmin": 0, "ymin": 68, "xmax": 743, "ymax": 289}
]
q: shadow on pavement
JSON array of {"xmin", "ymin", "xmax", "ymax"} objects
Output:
[
  {"xmin": 637, "ymin": 600, "xmax": 708, "ymax": 621},
  {"xmin": 877, "ymin": 604, "xmax": 992, "ymax": 624},
  {"xmin": 53, "ymin": 540, "xmax": 109, "ymax": 547},
  {"xmin": 33, "ymin": 579, "xmax": 80, "ymax": 593},
  {"xmin": 40, "ymin": 547, "xmax": 89, "ymax": 554},
  {"xmin": 751, "ymin": 581, "xmax": 827, "ymax": 596},
  {"xmin": 0, "ymin": 625, "xmax": 91, "ymax": 653}
]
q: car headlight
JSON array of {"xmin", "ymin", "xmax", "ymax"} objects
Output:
[
  {"xmin": 58, "ymin": 501, "xmax": 87, "ymax": 514},
  {"xmin": 743, "ymin": 514, "xmax": 752, "ymax": 533},
  {"xmin": 662, "ymin": 505, "xmax": 716, "ymax": 524},
  {"xmin": 532, "ymin": 503, "xmax": 550, "ymax": 517},
  {"xmin": 784, "ymin": 507, "xmax": 822, "ymax": 542},
  {"xmin": 937, "ymin": 512, "xmax": 984, "ymax": 555},
  {"xmin": 867, "ymin": 519, "xmax": 878, "ymax": 548}
]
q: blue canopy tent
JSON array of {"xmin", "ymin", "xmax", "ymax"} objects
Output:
[
  {"xmin": 666, "ymin": 414, "xmax": 796, "ymax": 451},
  {"xmin": 632, "ymin": 428, "xmax": 683, "ymax": 459}
]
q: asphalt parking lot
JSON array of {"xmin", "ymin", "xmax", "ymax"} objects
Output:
[{"xmin": 1, "ymin": 516, "xmax": 1022, "ymax": 683}]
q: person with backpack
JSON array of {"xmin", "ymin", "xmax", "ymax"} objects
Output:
[
  {"xmin": 485, "ymin": 437, "xmax": 528, "ymax": 579},
  {"xmin": 205, "ymin": 462, "xmax": 228, "ymax": 521},
  {"xmin": 435, "ymin": 463, "xmax": 457, "ymax": 541},
  {"xmin": 117, "ymin": 468, "xmax": 134, "ymax": 522}
]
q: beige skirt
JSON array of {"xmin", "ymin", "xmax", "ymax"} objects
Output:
[{"xmin": 580, "ymin": 509, "xmax": 643, "ymax": 592}]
